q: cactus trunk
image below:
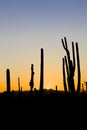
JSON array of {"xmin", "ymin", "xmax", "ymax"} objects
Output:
[
  {"xmin": 6, "ymin": 69, "xmax": 11, "ymax": 93},
  {"xmin": 29, "ymin": 64, "xmax": 34, "ymax": 93},
  {"xmin": 40, "ymin": 48, "xmax": 44, "ymax": 94},
  {"xmin": 18, "ymin": 77, "xmax": 20, "ymax": 93},
  {"xmin": 76, "ymin": 43, "xmax": 81, "ymax": 93}
]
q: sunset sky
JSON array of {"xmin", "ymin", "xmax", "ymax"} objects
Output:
[{"xmin": 0, "ymin": 0, "xmax": 87, "ymax": 92}]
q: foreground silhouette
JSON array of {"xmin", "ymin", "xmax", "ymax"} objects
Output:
[
  {"xmin": 6, "ymin": 69, "xmax": 11, "ymax": 93},
  {"xmin": 40, "ymin": 48, "xmax": 44, "ymax": 95},
  {"xmin": 0, "ymin": 89, "xmax": 85, "ymax": 129},
  {"xmin": 29, "ymin": 64, "xmax": 35, "ymax": 94},
  {"xmin": 0, "ymin": 37, "xmax": 86, "ymax": 112},
  {"xmin": 62, "ymin": 37, "xmax": 81, "ymax": 94}
]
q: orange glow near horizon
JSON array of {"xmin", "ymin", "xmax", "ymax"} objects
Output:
[
  {"xmin": 0, "ymin": 64, "xmax": 86, "ymax": 92},
  {"xmin": 0, "ymin": 63, "xmax": 63, "ymax": 92},
  {"xmin": 0, "ymin": 39, "xmax": 86, "ymax": 93}
]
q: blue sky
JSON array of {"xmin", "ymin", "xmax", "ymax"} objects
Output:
[{"xmin": 0, "ymin": 0, "xmax": 87, "ymax": 91}]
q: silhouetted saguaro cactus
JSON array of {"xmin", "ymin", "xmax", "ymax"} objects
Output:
[
  {"xmin": 62, "ymin": 37, "xmax": 75, "ymax": 93},
  {"xmin": 85, "ymin": 82, "xmax": 87, "ymax": 92},
  {"xmin": 62, "ymin": 58, "xmax": 67, "ymax": 93},
  {"xmin": 56, "ymin": 85, "xmax": 57, "ymax": 91},
  {"xmin": 6, "ymin": 68, "xmax": 11, "ymax": 93},
  {"xmin": 29, "ymin": 64, "xmax": 34, "ymax": 93},
  {"xmin": 76, "ymin": 42, "xmax": 81, "ymax": 93},
  {"xmin": 18, "ymin": 77, "xmax": 20, "ymax": 93},
  {"xmin": 62, "ymin": 37, "xmax": 81, "ymax": 93},
  {"xmin": 55, "ymin": 85, "xmax": 58, "ymax": 93},
  {"xmin": 40, "ymin": 48, "xmax": 44, "ymax": 94},
  {"xmin": 21, "ymin": 87, "xmax": 22, "ymax": 93},
  {"xmin": 82, "ymin": 83, "xmax": 84, "ymax": 92}
]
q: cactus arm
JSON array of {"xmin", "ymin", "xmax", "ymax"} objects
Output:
[
  {"xmin": 61, "ymin": 39, "xmax": 66, "ymax": 50},
  {"xmin": 76, "ymin": 42, "xmax": 81, "ymax": 93},
  {"xmin": 61, "ymin": 37, "xmax": 71, "ymax": 70},
  {"xmin": 61, "ymin": 37, "xmax": 68, "ymax": 51},
  {"xmin": 64, "ymin": 56, "xmax": 69, "ymax": 77},
  {"xmin": 64, "ymin": 37, "xmax": 68, "ymax": 49},
  {"xmin": 63, "ymin": 58, "xmax": 67, "ymax": 92},
  {"xmin": 72, "ymin": 42, "xmax": 75, "ymax": 73}
]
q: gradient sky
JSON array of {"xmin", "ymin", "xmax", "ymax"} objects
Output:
[{"xmin": 0, "ymin": 0, "xmax": 87, "ymax": 92}]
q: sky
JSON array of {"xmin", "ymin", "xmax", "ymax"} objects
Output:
[{"xmin": 0, "ymin": 0, "xmax": 87, "ymax": 92}]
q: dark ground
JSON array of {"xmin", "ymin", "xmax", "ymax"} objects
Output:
[
  {"xmin": 0, "ymin": 89, "xmax": 87, "ymax": 113},
  {"xmin": 0, "ymin": 90, "xmax": 86, "ymax": 128},
  {"xmin": 0, "ymin": 89, "xmax": 87, "ymax": 107}
]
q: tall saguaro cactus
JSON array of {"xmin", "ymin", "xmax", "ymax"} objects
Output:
[
  {"xmin": 40, "ymin": 48, "xmax": 44, "ymax": 94},
  {"xmin": 62, "ymin": 37, "xmax": 81, "ymax": 93},
  {"xmin": 29, "ymin": 64, "xmax": 34, "ymax": 92},
  {"xmin": 76, "ymin": 43, "xmax": 81, "ymax": 93},
  {"xmin": 6, "ymin": 68, "xmax": 11, "ymax": 93},
  {"xmin": 18, "ymin": 77, "xmax": 20, "ymax": 93}
]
